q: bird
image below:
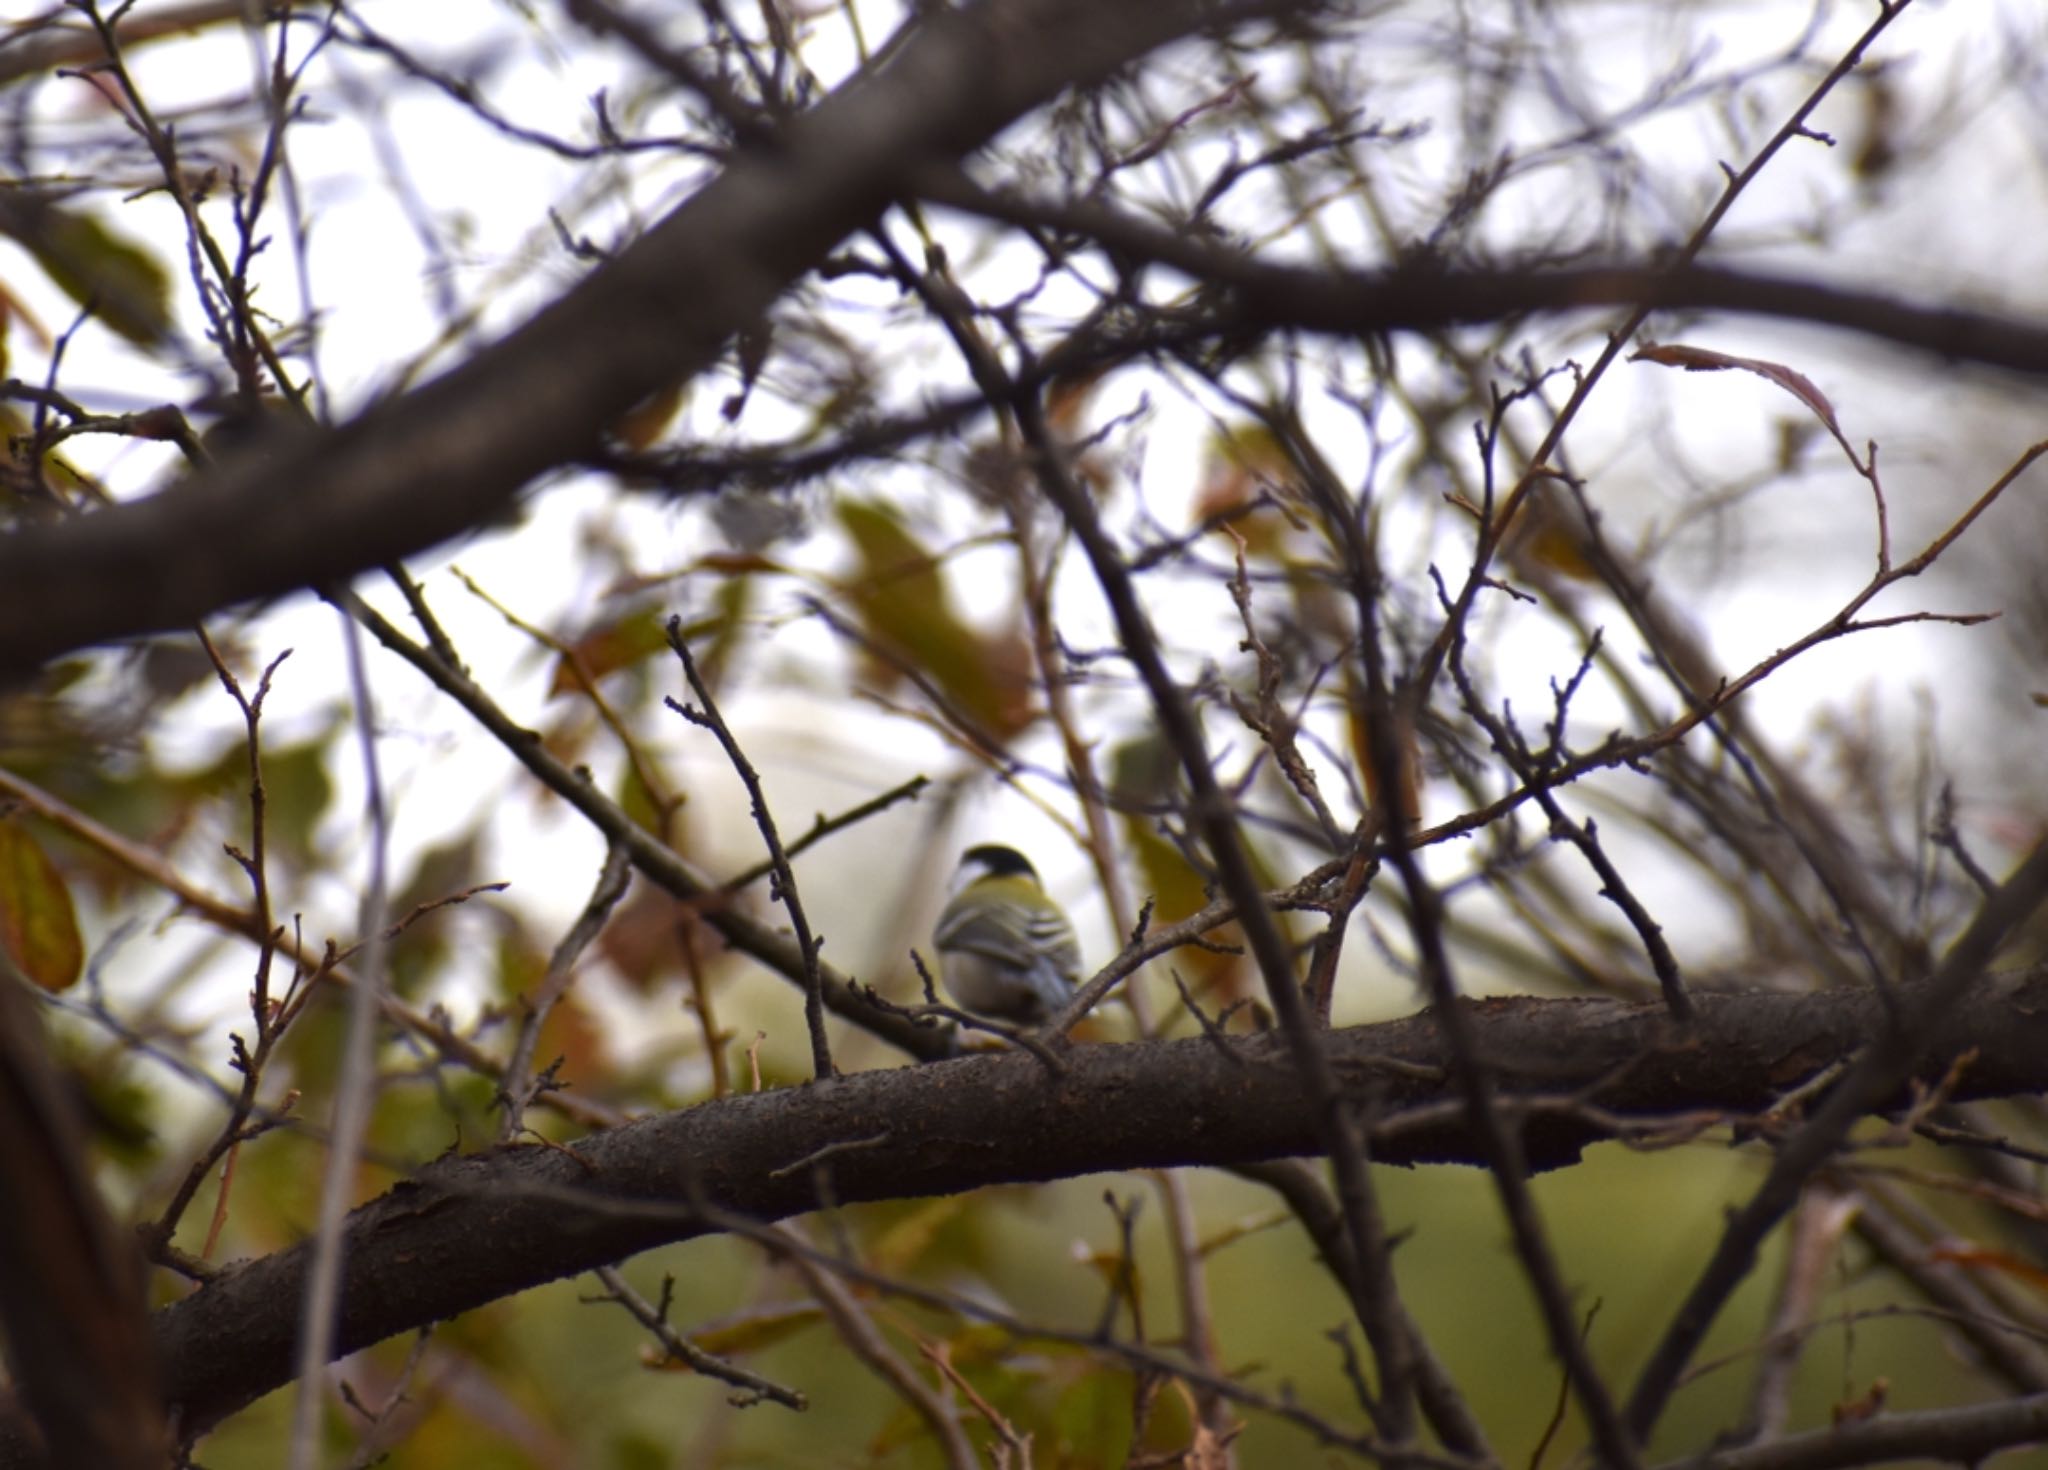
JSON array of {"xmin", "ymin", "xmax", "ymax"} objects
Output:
[{"xmin": 931, "ymin": 844, "xmax": 1082, "ymax": 1024}]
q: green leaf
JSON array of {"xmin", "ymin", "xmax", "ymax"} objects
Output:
[
  {"xmin": 836, "ymin": 499, "xmax": 1032, "ymax": 740},
  {"xmin": 0, "ymin": 195, "xmax": 174, "ymax": 348},
  {"xmin": 0, "ymin": 818, "xmax": 84, "ymax": 991},
  {"xmin": 261, "ymin": 736, "xmax": 337, "ymax": 869},
  {"xmin": 867, "ymin": 1194, "xmax": 971, "ymax": 1276}
]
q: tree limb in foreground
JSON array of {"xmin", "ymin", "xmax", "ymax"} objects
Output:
[{"xmin": 27, "ymin": 967, "xmax": 2037, "ymax": 1449}]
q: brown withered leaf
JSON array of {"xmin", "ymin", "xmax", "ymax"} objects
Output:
[{"xmin": 1632, "ymin": 340, "xmax": 1861, "ymax": 467}]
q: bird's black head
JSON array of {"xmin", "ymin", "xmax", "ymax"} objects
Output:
[{"xmin": 960, "ymin": 844, "xmax": 1039, "ymax": 881}]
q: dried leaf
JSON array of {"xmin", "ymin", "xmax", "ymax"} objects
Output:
[
  {"xmin": 1632, "ymin": 341, "xmax": 1846, "ymax": 446},
  {"xmin": 550, "ymin": 608, "xmax": 669, "ymax": 694},
  {"xmin": 609, "ymin": 384, "xmax": 686, "ymax": 450},
  {"xmin": 1044, "ymin": 365, "xmax": 1105, "ymax": 434}
]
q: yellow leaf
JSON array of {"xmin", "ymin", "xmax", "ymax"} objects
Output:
[
  {"xmin": 0, "ymin": 400, "xmax": 102, "ymax": 508},
  {"xmin": 663, "ymin": 1302, "xmax": 825, "ymax": 1363},
  {"xmin": 1344, "ymin": 665, "xmax": 1422, "ymax": 829},
  {"xmin": 1195, "ymin": 422, "xmax": 1297, "ymax": 518},
  {"xmin": 0, "ymin": 818, "xmax": 84, "ymax": 991},
  {"xmin": 1121, "ymin": 820, "xmax": 1207, "ymax": 925},
  {"xmin": 1497, "ymin": 477, "xmax": 1603, "ymax": 585},
  {"xmin": 868, "ymin": 1195, "xmax": 970, "ymax": 1276}
]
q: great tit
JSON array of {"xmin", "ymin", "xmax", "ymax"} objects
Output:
[{"xmin": 932, "ymin": 844, "xmax": 1081, "ymax": 1023}]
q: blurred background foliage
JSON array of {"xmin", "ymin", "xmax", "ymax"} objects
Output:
[{"xmin": 3, "ymin": 0, "xmax": 2048, "ymax": 1465}]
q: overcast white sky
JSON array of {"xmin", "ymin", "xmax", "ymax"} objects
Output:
[{"xmin": 8, "ymin": 0, "xmax": 2047, "ymax": 1062}]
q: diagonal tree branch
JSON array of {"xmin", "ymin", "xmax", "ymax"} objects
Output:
[
  {"xmin": 1624, "ymin": 835, "xmax": 2048, "ymax": 1440},
  {"xmin": 0, "ymin": 0, "xmax": 1268, "ymax": 676}
]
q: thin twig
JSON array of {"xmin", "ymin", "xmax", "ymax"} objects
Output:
[
  {"xmin": 289, "ymin": 598, "xmax": 395, "ymax": 1470},
  {"xmin": 588, "ymin": 1265, "xmax": 807, "ymax": 1409},
  {"xmin": 667, "ymin": 620, "xmax": 835, "ymax": 1080},
  {"xmin": 768, "ymin": 1225, "xmax": 977, "ymax": 1467},
  {"xmin": 499, "ymin": 842, "xmax": 633, "ymax": 1140},
  {"xmin": 1624, "ymin": 834, "xmax": 2048, "ymax": 1438}
]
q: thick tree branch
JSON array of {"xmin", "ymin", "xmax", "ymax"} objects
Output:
[
  {"xmin": 0, "ymin": 964, "xmax": 166, "ymax": 1469},
  {"xmin": 7, "ymin": 253, "xmax": 2037, "ymax": 678},
  {"xmin": 0, "ymin": 969, "xmax": 2022, "ymax": 1458},
  {"xmin": 1626, "ymin": 835, "xmax": 2048, "ymax": 1439},
  {"xmin": 1643, "ymin": 1391, "xmax": 2048, "ymax": 1470},
  {"xmin": 0, "ymin": 0, "xmax": 1258, "ymax": 676},
  {"xmin": 0, "ymin": 0, "xmax": 251, "ymax": 87},
  {"xmin": 11, "ymin": 39, "xmax": 2048, "ymax": 674},
  {"xmin": 918, "ymin": 170, "xmax": 2048, "ymax": 379}
]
